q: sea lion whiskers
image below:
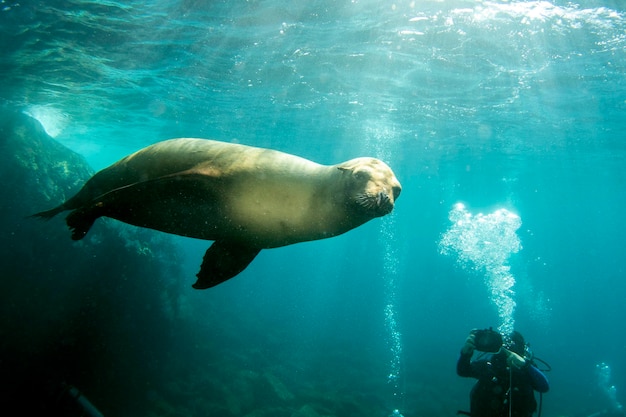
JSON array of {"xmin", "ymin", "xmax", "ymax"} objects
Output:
[
  {"xmin": 355, "ymin": 191, "xmax": 393, "ymax": 215},
  {"xmin": 376, "ymin": 191, "xmax": 390, "ymax": 206}
]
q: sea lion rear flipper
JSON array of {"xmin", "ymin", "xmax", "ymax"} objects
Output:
[
  {"xmin": 30, "ymin": 204, "xmax": 67, "ymax": 220},
  {"xmin": 66, "ymin": 207, "xmax": 99, "ymax": 241},
  {"xmin": 193, "ymin": 242, "xmax": 262, "ymax": 289}
]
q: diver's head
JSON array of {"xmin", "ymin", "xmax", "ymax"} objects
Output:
[{"xmin": 506, "ymin": 331, "xmax": 526, "ymax": 356}]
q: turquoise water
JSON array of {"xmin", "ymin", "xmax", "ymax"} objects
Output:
[{"xmin": 2, "ymin": 1, "xmax": 626, "ymax": 416}]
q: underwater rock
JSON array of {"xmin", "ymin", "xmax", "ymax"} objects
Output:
[
  {"xmin": 264, "ymin": 371, "xmax": 296, "ymax": 402},
  {"xmin": 291, "ymin": 404, "xmax": 335, "ymax": 417},
  {"xmin": 0, "ymin": 108, "xmax": 182, "ymax": 415},
  {"xmin": 0, "ymin": 109, "xmax": 93, "ymax": 209},
  {"xmin": 242, "ymin": 407, "xmax": 293, "ymax": 417}
]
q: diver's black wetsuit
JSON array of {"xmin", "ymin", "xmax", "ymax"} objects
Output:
[{"xmin": 457, "ymin": 350, "xmax": 549, "ymax": 417}]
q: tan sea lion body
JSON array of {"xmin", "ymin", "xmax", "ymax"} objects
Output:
[{"xmin": 34, "ymin": 138, "xmax": 402, "ymax": 289}]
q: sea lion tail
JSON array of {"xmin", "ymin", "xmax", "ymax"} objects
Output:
[
  {"xmin": 31, "ymin": 204, "xmax": 97, "ymax": 240},
  {"xmin": 29, "ymin": 205, "xmax": 66, "ymax": 220}
]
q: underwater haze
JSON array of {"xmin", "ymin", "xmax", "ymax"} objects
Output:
[{"xmin": 1, "ymin": 0, "xmax": 626, "ymax": 416}]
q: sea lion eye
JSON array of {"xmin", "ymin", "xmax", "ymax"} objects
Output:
[
  {"xmin": 353, "ymin": 170, "xmax": 370, "ymax": 181},
  {"xmin": 392, "ymin": 185, "xmax": 401, "ymax": 199}
]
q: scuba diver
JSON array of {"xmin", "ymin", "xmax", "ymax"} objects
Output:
[{"xmin": 457, "ymin": 328, "xmax": 549, "ymax": 417}]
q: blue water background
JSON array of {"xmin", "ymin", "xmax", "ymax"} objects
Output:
[{"xmin": 2, "ymin": 0, "xmax": 626, "ymax": 415}]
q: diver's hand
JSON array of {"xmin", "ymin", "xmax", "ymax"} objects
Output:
[
  {"xmin": 461, "ymin": 333, "xmax": 476, "ymax": 356},
  {"xmin": 505, "ymin": 349, "xmax": 527, "ymax": 369}
]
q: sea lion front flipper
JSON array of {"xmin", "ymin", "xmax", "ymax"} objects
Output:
[{"xmin": 193, "ymin": 242, "xmax": 262, "ymax": 289}]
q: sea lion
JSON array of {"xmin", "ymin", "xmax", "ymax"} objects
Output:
[{"xmin": 33, "ymin": 138, "xmax": 402, "ymax": 289}]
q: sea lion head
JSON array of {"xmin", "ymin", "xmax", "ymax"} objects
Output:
[{"xmin": 337, "ymin": 157, "xmax": 402, "ymax": 218}]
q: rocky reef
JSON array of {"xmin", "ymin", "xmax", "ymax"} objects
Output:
[{"xmin": 0, "ymin": 108, "xmax": 183, "ymax": 415}]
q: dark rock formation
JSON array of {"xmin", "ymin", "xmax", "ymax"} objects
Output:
[{"xmin": 0, "ymin": 108, "xmax": 182, "ymax": 415}]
